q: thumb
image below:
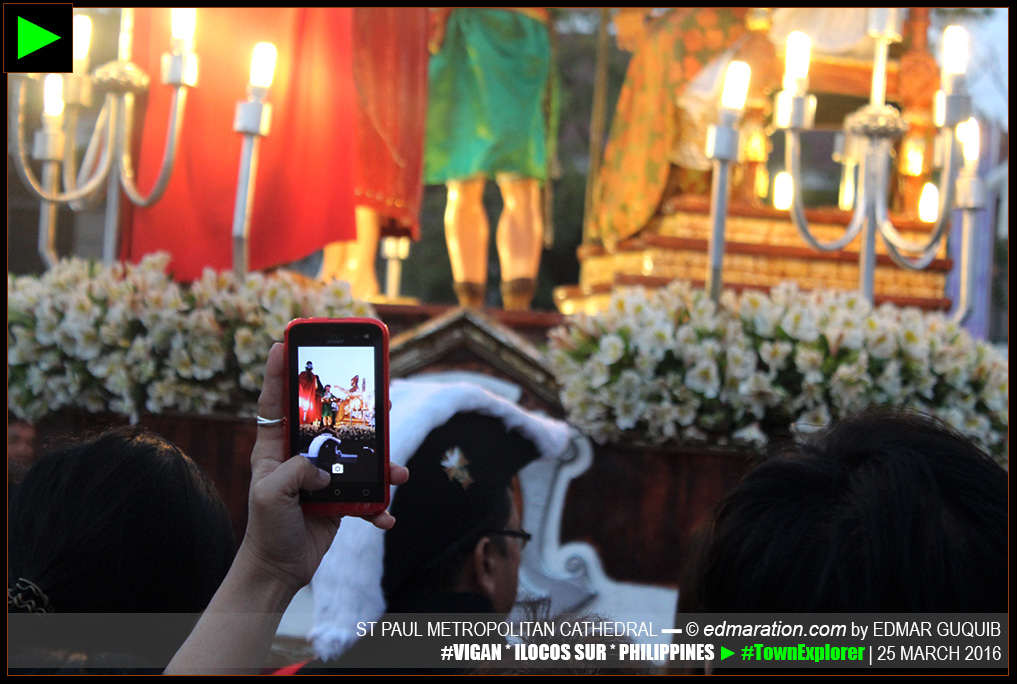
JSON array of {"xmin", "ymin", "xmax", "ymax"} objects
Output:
[
  {"xmin": 251, "ymin": 455, "xmax": 330, "ymax": 511},
  {"xmin": 286, "ymin": 455, "xmax": 332, "ymax": 493}
]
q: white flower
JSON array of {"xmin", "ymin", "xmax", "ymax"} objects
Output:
[
  {"xmin": 795, "ymin": 403, "xmax": 831, "ymax": 434},
  {"xmin": 615, "ymin": 397, "xmax": 644, "ymax": 431},
  {"xmin": 876, "ymin": 360, "xmax": 903, "ymax": 398},
  {"xmin": 7, "ymin": 326, "xmax": 39, "ymax": 365},
  {"xmin": 825, "ymin": 318, "xmax": 864, "ymax": 354},
  {"xmin": 632, "ymin": 318, "xmax": 674, "ymax": 359},
  {"xmin": 596, "ymin": 333, "xmax": 626, "ymax": 365},
  {"xmin": 686, "ymin": 359, "xmax": 720, "ymax": 399},
  {"xmin": 739, "ymin": 290, "xmax": 767, "ymax": 321},
  {"xmin": 794, "ymin": 345, "xmax": 825, "ymax": 380},
  {"xmin": 675, "ymin": 401, "xmax": 699, "ymax": 427},
  {"xmin": 585, "ymin": 358, "xmax": 610, "ymax": 389},
  {"xmin": 780, "ymin": 307, "xmax": 819, "ymax": 343},
  {"xmin": 725, "ymin": 344, "xmax": 757, "ymax": 381},
  {"xmin": 234, "ymin": 326, "xmax": 265, "ymax": 367},
  {"xmin": 753, "ymin": 304, "xmax": 782, "ymax": 338},
  {"xmin": 675, "ymin": 324, "xmax": 698, "ymax": 349},
  {"xmin": 684, "ymin": 426, "xmax": 709, "ymax": 442},
  {"xmin": 739, "ymin": 372, "xmax": 782, "ymax": 418},
  {"xmin": 72, "ymin": 325, "xmax": 104, "ymax": 361},
  {"xmin": 898, "ymin": 323, "xmax": 930, "ymax": 361},
  {"xmin": 732, "ymin": 422, "xmax": 768, "ymax": 447},
  {"xmin": 793, "ymin": 379, "xmax": 826, "ymax": 410},
  {"xmin": 616, "ymin": 369, "xmax": 643, "ymax": 397},
  {"xmin": 634, "ymin": 351, "xmax": 659, "ymax": 377},
  {"xmin": 759, "ymin": 341, "xmax": 793, "ymax": 371},
  {"xmin": 865, "ymin": 322, "xmax": 898, "ymax": 359}
]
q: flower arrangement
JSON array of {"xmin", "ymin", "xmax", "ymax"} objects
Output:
[
  {"xmin": 548, "ymin": 281, "xmax": 1008, "ymax": 463},
  {"xmin": 8, "ymin": 253, "xmax": 374, "ymax": 422}
]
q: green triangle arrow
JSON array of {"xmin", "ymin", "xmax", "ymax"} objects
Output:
[
  {"xmin": 720, "ymin": 646, "xmax": 734, "ymax": 661},
  {"xmin": 18, "ymin": 17, "xmax": 62, "ymax": 59}
]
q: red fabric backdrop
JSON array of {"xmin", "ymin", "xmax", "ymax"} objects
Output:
[{"xmin": 123, "ymin": 8, "xmax": 357, "ymax": 281}]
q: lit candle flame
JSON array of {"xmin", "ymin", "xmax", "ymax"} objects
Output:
[
  {"xmin": 171, "ymin": 8, "xmax": 197, "ymax": 42},
  {"xmin": 785, "ymin": 31, "xmax": 811, "ymax": 80},
  {"xmin": 250, "ymin": 42, "xmax": 278, "ymax": 89},
  {"xmin": 43, "ymin": 74, "xmax": 64, "ymax": 117},
  {"xmin": 902, "ymin": 142, "xmax": 924, "ymax": 177},
  {"xmin": 773, "ymin": 172, "xmax": 793, "ymax": 211},
  {"xmin": 918, "ymin": 183, "xmax": 939, "ymax": 223},
  {"xmin": 721, "ymin": 61, "xmax": 751, "ymax": 111},
  {"xmin": 73, "ymin": 15, "xmax": 92, "ymax": 62},
  {"xmin": 956, "ymin": 117, "xmax": 980, "ymax": 164},
  {"xmin": 942, "ymin": 25, "xmax": 968, "ymax": 76}
]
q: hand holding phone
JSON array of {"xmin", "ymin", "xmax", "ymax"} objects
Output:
[
  {"xmin": 284, "ymin": 318, "xmax": 391, "ymax": 515},
  {"xmin": 167, "ymin": 341, "xmax": 406, "ymax": 674}
]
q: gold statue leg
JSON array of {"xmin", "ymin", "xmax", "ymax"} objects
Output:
[
  {"xmin": 496, "ymin": 176, "xmax": 542, "ymax": 310},
  {"xmin": 445, "ymin": 177, "xmax": 489, "ymax": 307},
  {"xmin": 320, "ymin": 206, "xmax": 381, "ymax": 298}
]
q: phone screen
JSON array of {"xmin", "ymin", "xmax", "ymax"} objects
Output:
[{"xmin": 287, "ymin": 320, "xmax": 388, "ymax": 506}]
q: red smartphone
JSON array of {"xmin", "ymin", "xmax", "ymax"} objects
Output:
[{"xmin": 284, "ymin": 318, "xmax": 390, "ymax": 515}]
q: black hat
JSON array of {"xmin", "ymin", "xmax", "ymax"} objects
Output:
[{"xmin": 382, "ymin": 411, "xmax": 540, "ymax": 601}]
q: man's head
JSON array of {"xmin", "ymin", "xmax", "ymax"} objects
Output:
[
  {"xmin": 683, "ymin": 410, "xmax": 1008, "ymax": 614},
  {"xmin": 382, "ymin": 412, "xmax": 538, "ymax": 614},
  {"xmin": 308, "ymin": 381, "xmax": 571, "ymax": 661}
]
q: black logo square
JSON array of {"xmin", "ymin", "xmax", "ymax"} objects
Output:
[{"xmin": 4, "ymin": 4, "xmax": 73, "ymax": 74}]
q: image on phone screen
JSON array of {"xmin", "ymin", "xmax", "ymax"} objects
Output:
[{"xmin": 294, "ymin": 346, "xmax": 379, "ymax": 485}]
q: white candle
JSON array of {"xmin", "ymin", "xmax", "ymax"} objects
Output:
[{"xmin": 867, "ymin": 8, "xmax": 902, "ymax": 40}]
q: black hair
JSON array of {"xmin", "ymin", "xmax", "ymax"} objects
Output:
[
  {"xmin": 9, "ymin": 427, "xmax": 237, "ymax": 616},
  {"xmin": 684, "ymin": 410, "xmax": 1007, "ymax": 614}
]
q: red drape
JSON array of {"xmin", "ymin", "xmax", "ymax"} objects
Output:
[
  {"xmin": 124, "ymin": 8, "xmax": 357, "ymax": 281},
  {"xmin": 352, "ymin": 8, "xmax": 429, "ymax": 240}
]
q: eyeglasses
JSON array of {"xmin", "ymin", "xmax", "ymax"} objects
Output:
[{"xmin": 483, "ymin": 528, "xmax": 532, "ymax": 549}]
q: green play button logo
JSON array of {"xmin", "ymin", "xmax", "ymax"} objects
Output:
[
  {"xmin": 720, "ymin": 646, "xmax": 734, "ymax": 660},
  {"xmin": 4, "ymin": 4, "xmax": 73, "ymax": 73},
  {"xmin": 18, "ymin": 16, "xmax": 61, "ymax": 59}
]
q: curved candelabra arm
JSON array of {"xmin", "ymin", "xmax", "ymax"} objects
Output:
[
  {"xmin": 64, "ymin": 97, "xmax": 114, "ymax": 211},
  {"xmin": 785, "ymin": 129, "xmax": 867, "ymax": 251},
  {"xmin": 10, "ymin": 78, "xmax": 115, "ymax": 204},
  {"xmin": 117, "ymin": 86, "xmax": 187, "ymax": 207},
  {"xmin": 880, "ymin": 228, "xmax": 941, "ymax": 271},
  {"xmin": 949, "ymin": 208, "xmax": 975, "ymax": 325},
  {"xmin": 874, "ymin": 134, "xmax": 961, "ymax": 260}
]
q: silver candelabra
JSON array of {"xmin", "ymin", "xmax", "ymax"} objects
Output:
[{"xmin": 9, "ymin": 8, "xmax": 198, "ymax": 267}]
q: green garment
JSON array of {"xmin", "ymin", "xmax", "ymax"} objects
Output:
[{"xmin": 424, "ymin": 9, "xmax": 552, "ymax": 185}]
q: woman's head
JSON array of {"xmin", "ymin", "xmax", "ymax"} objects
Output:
[
  {"xmin": 684, "ymin": 410, "xmax": 1007, "ymax": 614},
  {"xmin": 9, "ymin": 428, "xmax": 237, "ymax": 616}
]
